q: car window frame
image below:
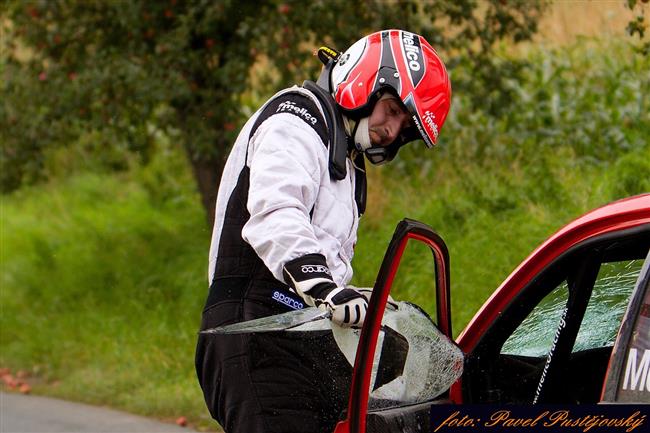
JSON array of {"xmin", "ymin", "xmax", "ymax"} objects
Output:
[
  {"xmin": 601, "ymin": 248, "xmax": 650, "ymax": 402},
  {"xmin": 462, "ymin": 225, "xmax": 650, "ymax": 404}
]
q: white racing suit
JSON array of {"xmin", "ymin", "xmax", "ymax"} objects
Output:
[{"xmin": 195, "ymin": 85, "xmax": 367, "ymax": 433}]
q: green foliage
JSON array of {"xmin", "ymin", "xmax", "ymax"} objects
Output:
[
  {"xmin": 626, "ymin": 0, "xmax": 650, "ymax": 54},
  {"xmin": 605, "ymin": 147, "xmax": 650, "ymax": 198},
  {"xmin": 391, "ymin": 39, "xmax": 650, "ymax": 185},
  {"xmin": 2, "ymin": 0, "xmax": 546, "ymax": 218}
]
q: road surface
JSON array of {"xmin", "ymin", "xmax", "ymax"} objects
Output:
[{"xmin": 1, "ymin": 391, "xmax": 199, "ymax": 433}]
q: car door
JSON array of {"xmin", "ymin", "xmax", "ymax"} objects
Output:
[{"xmin": 333, "ymin": 219, "xmax": 455, "ymax": 433}]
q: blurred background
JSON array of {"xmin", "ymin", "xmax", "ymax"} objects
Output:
[{"xmin": 1, "ymin": 0, "xmax": 649, "ymax": 431}]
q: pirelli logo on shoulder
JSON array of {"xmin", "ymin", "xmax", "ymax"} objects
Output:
[{"xmin": 276, "ymin": 100, "xmax": 318, "ymax": 125}]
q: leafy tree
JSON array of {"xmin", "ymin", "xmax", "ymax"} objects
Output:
[
  {"xmin": 626, "ymin": 0, "xmax": 649, "ymax": 54},
  {"xmin": 2, "ymin": 0, "xmax": 547, "ymax": 224}
]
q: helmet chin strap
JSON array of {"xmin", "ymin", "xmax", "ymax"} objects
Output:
[
  {"xmin": 344, "ymin": 115, "xmax": 390, "ymax": 164},
  {"xmin": 353, "ymin": 117, "xmax": 372, "ymax": 151},
  {"xmin": 343, "ymin": 116, "xmax": 371, "ymax": 152}
]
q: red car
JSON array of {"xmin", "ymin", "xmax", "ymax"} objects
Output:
[{"xmin": 334, "ymin": 193, "xmax": 650, "ymax": 433}]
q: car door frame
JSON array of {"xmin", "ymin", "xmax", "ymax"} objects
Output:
[{"xmin": 333, "ymin": 218, "xmax": 452, "ymax": 433}]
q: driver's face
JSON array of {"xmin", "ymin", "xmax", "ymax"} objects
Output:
[{"xmin": 368, "ymin": 97, "xmax": 412, "ymax": 147}]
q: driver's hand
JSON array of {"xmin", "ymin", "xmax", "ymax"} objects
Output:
[
  {"xmin": 317, "ymin": 286, "xmax": 367, "ymax": 327},
  {"xmin": 283, "ymin": 254, "xmax": 367, "ymax": 327}
]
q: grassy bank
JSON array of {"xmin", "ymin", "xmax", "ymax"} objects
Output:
[
  {"xmin": 1, "ymin": 152, "xmax": 216, "ymax": 428},
  {"xmin": 1, "ymin": 38, "xmax": 649, "ymax": 431}
]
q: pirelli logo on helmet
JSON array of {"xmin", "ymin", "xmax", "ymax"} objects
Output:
[
  {"xmin": 400, "ymin": 31, "xmax": 424, "ymax": 88},
  {"xmin": 276, "ymin": 100, "xmax": 318, "ymax": 125},
  {"xmin": 300, "ymin": 264, "xmax": 331, "ymax": 275}
]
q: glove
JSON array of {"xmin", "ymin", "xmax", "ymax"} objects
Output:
[
  {"xmin": 283, "ymin": 253, "xmax": 367, "ymax": 327},
  {"xmin": 356, "ymin": 287, "xmax": 398, "ymax": 311}
]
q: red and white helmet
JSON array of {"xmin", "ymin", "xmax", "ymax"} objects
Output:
[{"xmin": 331, "ymin": 29, "xmax": 451, "ymax": 153}]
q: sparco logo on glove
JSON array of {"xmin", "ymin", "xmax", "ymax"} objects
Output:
[
  {"xmin": 276, "ymin": 101, "xmax": 318, "ymax": 125},
  {"xmin": 301, "ymin": 265, "xmax": 331, "ymax": 275}
]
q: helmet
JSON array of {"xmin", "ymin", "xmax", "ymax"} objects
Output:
[{"xmin": 330, "ymin": 30, "xmax": 451, "ymax": 162}]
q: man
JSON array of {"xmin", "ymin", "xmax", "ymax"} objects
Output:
[{"xmin": 196, "ymin": 29, "xmax": 451, "ymax": 433}]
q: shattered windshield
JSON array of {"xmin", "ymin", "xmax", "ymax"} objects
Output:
[
  {"xmin": 330, "ymin": 302, "xmax": 464, "ymax": 410},
  {"xmin": 501, "ymin": 259, "xmax": 642, "ymax": 357}
]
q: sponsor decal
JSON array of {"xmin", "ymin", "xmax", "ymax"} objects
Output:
[
  {"xmin": 300, "ymin": 264, "xmax": 331, "ymax": 275},
  {"xmin": 276, "ymin": 100, "xmax": 318, "ymax": 125},
  {"xmin": 272, "ymin": 290, "xmax": 304, "ymax": 310},
  {"xmin": 400, "ymin": 30, "xmax": 425, "ymax": 88},
  {"xmin": 401, "ymin": 31, "xmax": 421, "ymax": 72},
  {"xmin": 423, "ymin": 110, "xmax": 440, "ymax": 140},
  {"xmin": 533, "ymin": 306, "xmax": 568, "ymax": 403},
  {"xmin": 413, "ymin": 115, "xmax": 432, "ymax": 147},
  {"xmin": 623, "ymin": 348, "xmax": 650, "ymax": 392}
]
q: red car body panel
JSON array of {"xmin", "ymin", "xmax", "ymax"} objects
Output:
[{"xmin": 450, "ymin": 193, "xmax": 650, "ymax": 402}]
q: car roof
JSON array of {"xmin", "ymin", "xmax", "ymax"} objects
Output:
[{"xmin": 457, "ymin": 193, "xmax": 650, "ymax": 351}]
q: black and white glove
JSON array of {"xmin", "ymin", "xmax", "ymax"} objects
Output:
[{"xmin": 283, "ymin": 254, "xmax": 367, "ymax": 328}]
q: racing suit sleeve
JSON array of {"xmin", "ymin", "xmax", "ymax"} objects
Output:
[
  {"xmin": 241, "ymin": 113, "xmax": 327, "ymax": 282},
  {"xmin": 242, "ymin": 113, "xmax": 368, "ymax": 327}
]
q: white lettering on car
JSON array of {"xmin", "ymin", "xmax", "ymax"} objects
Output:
[
  {"xmin": 533, "ymin": 308, "xmax": 568, "ymax": 403},
  {"xmin": 623, "ymin": 348, "xmax": 650, "ymax": 392}
]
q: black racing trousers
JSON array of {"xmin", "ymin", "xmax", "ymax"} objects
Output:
[{"xmin": 195, "ymin": 279, "xmax": 352, "ymax": 433}]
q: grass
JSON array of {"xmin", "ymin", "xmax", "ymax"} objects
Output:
[
  {"xmin": 1, "ymin": 36, "xmax": 649, "ymax": 432},
  {"xmin": 0, "ymin": 156, "xmax": 216, "ymax": 429}
]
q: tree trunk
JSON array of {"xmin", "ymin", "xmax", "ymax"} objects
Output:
[{"xmin": 189, "ymin": 153, "xmax": 226, "ymax": 228}]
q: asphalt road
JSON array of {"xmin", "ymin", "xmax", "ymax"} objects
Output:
[{"xmin": 0, "ymin": 392, "xmax": 198, "ymax": 433}]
